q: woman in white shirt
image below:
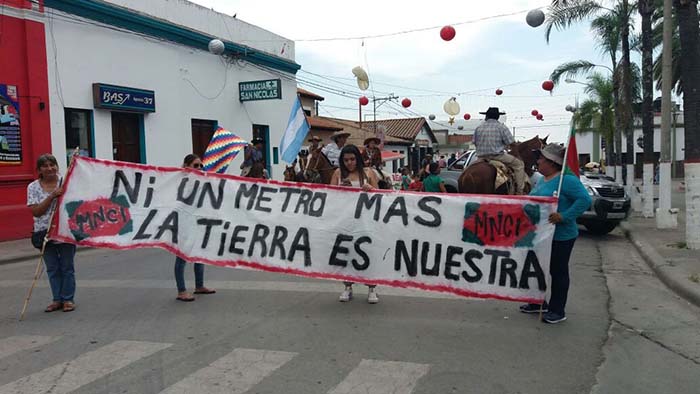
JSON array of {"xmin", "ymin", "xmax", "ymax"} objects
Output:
[{"xmin": 330, "ymin": 145, "xmax": 380, "ymax": 303}]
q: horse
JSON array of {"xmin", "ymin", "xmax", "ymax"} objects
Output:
[
  {"xmin": 458, "ymin": 135, "xmax": 546, "ymax": 195},
  {"xmin": 244, "ymin": 162, "xmax": 267, "ymax": 179},
  {"xmin": 302, "ymin": 149, "xmax": 336, "ymax": 184}
]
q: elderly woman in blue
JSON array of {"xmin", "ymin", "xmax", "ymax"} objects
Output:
[{"xmin": 520, "ymin": 143, "xmax": 591, "ymax": 324}]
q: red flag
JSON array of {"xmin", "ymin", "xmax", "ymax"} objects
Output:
[{"xmin": 564, "ymin": 125, "xmax": 580, "ymax": 177}]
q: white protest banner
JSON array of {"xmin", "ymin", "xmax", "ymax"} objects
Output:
[{"xmin": 50, "ymin": 157, "xmax": 558, "ymax": 303}]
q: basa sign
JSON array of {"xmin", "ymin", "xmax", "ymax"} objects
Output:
[{"xmin": 50, "ymin": 157, "xmax": 557, "ymax": 303}]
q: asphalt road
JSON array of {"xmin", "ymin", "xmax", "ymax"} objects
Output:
[{"xmin": 0, "ymin": 228, "xmax": 697, "ymax": 394}]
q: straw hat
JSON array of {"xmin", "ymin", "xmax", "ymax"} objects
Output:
[
  {"xmin": 330, "ymin": 131, "xmax": 351, "ymax": 141},
  {"xmin": 364, "ymin": 137, "xmax": 381, "ymax": 146}
]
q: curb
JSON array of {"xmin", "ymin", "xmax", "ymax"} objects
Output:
[
  {"xmin": 619, "ymin": 222, "xmax": 700, "ymax": 308},
  {"xmin": 0, "ymin": 246, "xmax": 92, "ymax": 266}
]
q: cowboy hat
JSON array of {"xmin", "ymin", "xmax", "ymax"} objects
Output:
[
  {"xmin": 535, "ymin": 143, "xmax": 565, "ymax": 165},
  {"xmin": 330, "ymin": 131, "xmax": 351, "ymax": 141},
  {"xmin": 307, "ymin": 135, "xmax": 322, "ymax": 142},
  {"xmin": 251, "ymin": 137, "xmax": 265, "ymax": 144},
  {"xmin": 479, "ymin": 107, "xmax": 506, "ymax": 117},
  {"xmin": 364, "ymin": 137, "xmax": 380, "ymax": 146}
]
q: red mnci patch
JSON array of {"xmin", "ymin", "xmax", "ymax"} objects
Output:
[
  {"xmin": 462, "ymin": 203, "xmax": 540, "ymax": 247},
  {"xmin": 66, "ymin": 196, "xmax": 132, "ymax": 241}
]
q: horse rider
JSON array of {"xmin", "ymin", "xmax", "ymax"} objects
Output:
[
  {"xmin": 299, "ymin": 135, "xmax": 323, "ymax": 171},
  {"xmin": 240, "ymin": 137, "xmax": 266, "ymax": 177},
  {"xmin": 362, "ymin": 136, "xmax": 383, "ymax": 168},
  {"xmin": 473, "ymin": 107, "xmax": 527, "ymax": 195},
  {"xmin": 322, "ymin": 130, "xmax": 350, "ymax": 167}
]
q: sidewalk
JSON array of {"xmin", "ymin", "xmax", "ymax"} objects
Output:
[{"xmin": 620, "ymin": 190, "xmax": 700, "ymax": 308}]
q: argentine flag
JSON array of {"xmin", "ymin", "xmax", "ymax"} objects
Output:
[{"xmin": 280, "ymin": 96, "xmax": 310, "ymax": 163}]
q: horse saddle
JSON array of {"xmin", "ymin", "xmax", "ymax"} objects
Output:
[{"xmin": 474, "ymin": 158, "xmax": 514, "ymax": 194}]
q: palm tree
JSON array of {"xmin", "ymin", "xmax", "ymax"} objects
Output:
[
  {"xmin": 545, "ymin": 0, "xmax": 636, "ymax": 183},
  {"xmin": 572, "ymin": 74, "xmax": 616, "ymax": 149},
  {"xmin": 673, "ymin": 0, "xmax": 700, "ymax": 249},
  {"xmin": 638, "ymin": 0, "xmax": 656, "ymax": 217}
]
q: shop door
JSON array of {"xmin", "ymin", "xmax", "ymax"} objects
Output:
[
  {"xmin": 191, "ymin": 119, "xmax": 217, "ymax": 158},
  {"xmin": 111, "ymin": 112, "xmax": 141, "ymax": 163}
]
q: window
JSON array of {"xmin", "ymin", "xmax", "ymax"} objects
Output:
[
  {"xmin": 64, "ymin": 109, "xmax": 93, "ymax": 164},
  {"xmin": 191, "ymin": 119, "xmax": 217, "ymax": 158}
]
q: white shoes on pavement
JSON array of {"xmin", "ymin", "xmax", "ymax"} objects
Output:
[
  {"xmin": 339, "ymin": 285, "xmax": 379, "ymax": 304},
  {"xmin": 339, "ymin": 286, "xmax": 353, "ymax": 302},
  {"xmin": 367, "ymin": 288, "xmax": 379, "ymax": 304}
]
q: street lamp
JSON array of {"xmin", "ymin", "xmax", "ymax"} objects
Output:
[{"xmin": 564, "ymin": 78, "xmax": 588, "ymax": 86}]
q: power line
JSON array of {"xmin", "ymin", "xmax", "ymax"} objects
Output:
[{"xmin": 294, "ymin": 7, "xmax": 545, "ymax": 42}]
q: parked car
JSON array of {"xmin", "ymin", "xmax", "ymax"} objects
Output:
[
  {"xmin": 577, "ymin": 172, "xmax": 630, "ymax": 235},
  {"xmin": 441, "ymin": 150, "xmax": 477, "ymax": 193}
]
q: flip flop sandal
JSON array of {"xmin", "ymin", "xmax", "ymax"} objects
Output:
[
  {"xmin": 44, "ymin": 302, "xmax": 62, "ymax": 312},
  {"xmin": 194, "ymin": 288, "xmax": 216, "ymax": 294},
  {"xmin": 176, "ymin": 295, "xmax": 195, "ymax": 302},
  {"xmin": 62, "ymin": 302, "xmax": 75, "ymax": 312}
]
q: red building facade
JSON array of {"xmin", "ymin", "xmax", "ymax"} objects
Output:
[{"xmin": 0, "ymin": 0, "xmax": 51, "ymax": 240}]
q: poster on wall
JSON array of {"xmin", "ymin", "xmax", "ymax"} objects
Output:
[{"xmin": 0, "ymin": 84, "xmax": 22, "ymax": 165}]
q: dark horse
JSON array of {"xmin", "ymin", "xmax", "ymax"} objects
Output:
[
  {"xmin": 245, "ymin": 162, "xmax": 267, "ymax": 179},
  {"xmin": 458, "ymin": 135, "xmax": 546, "ymax": 195}
]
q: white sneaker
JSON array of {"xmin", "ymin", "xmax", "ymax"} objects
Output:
[
  {"xmin": 339, "ymin": 286, "xmax": 353, "ymax": 302},
  {"xmin": 367, "ymin": 288, "xmax": 379, "ymax": 304}
]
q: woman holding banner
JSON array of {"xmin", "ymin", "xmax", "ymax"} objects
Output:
[
  {"xmin": 519, "ymin": 144, "xmax": 591, "ymax": 324},
  {"xmin": 27, "ymin": 154, "xmax": 77, "ymax": 313},
  {"xmin": 173, "ymin": 154, "xmax": 216, "ymax": 302},
  {"xmin": 330, "ymin": 145, "xmax": 380, "ymax": 304}
]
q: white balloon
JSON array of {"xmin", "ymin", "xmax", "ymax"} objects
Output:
[
  {"xmin": 526, "ymin": 9, "xmax": 545, "ymax": 28},
  {"xmin": 352, "ymin": 66, "xmax": 370, "ymax": 91},
  {"xmin": 443, "ymin": 97, "xmax": 460, "ymax": 116},
  {"xmin": 208, "ymin": 39, "xmax": 225, "ymax": 55}
]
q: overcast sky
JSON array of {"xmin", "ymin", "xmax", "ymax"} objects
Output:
[{"xmin": 189, "ymin": 0, "xmax": 617, "ymax": 143}]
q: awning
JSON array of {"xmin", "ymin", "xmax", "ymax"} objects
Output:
[{"xmin": 381, "ymin": 150, "xmax": 404, "ymax": 162}]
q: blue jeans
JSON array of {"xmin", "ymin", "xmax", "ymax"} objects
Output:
[
  {"xmin": 174, "ymin": 257, "xmax": 204, "ymax": 292},
  {"xmin": 548, "ymin": 238, "xmax": 577, "ymax": 315},
  {"xmin": 43, "ymin": 242, "xmax": 76, "ymax": 302}
]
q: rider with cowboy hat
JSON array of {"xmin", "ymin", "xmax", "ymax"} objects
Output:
[
  {"xmin": 473, "ymin": 107, "xmax": 527, "ymax": 194},
  {"xmin": 362, "ymin": 136, "xmax": 383, "ymax": 168},
  {"xmin": 322, "ymin": 130, "xmax": 350, "ymax": 167},
  {"xmin": 241, "ymin": 136, "xmax": 266, "ymax": 177}
]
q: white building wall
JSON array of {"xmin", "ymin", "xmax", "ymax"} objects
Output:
[
  {"xmin": 107, "ymin": 0, "xmax": 295, "ymax": 60},
  {"xmin": 46, "ymin": 1, "xmax": 297, "ymax": 179}
]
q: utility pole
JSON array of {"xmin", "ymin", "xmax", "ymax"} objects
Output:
[
  {"xmin": 656, "ymin": 0, "xmax": 677, "ymax": 229},
  {"xmin": 372, "ymin": 95, "xmax": 398, "ymax": 126}
]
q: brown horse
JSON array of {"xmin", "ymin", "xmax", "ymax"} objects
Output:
[
  {"xmin": 302, "ymin": 150, "xmax": 336, "ymax": 184},
  {"xmin": 245, "ymin": 162, "xmax": 267, "ymax": 179},
  {"xmin": 458, "ymin": 135, "xmax": 546, "ymax": 195}
]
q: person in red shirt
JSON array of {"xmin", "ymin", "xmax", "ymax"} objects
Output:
[{"xmin": 407, "ymin": 173, "xmax": 423, "ymax": 191}]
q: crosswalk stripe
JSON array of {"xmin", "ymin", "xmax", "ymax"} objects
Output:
[
  {"xmin": 159, "ymin": 348, "xmax": 297, "ymax": 394},
  {"xmin": 0, "ymin": 336, "xmax": 57, "ymax": 360},
  {"xmin": 0, "ymin": 340, "xmax": 170, "ymax": 394},
  {"xmin": 328, "ymin": 359, "xmax": 430, "ymax": 394}
]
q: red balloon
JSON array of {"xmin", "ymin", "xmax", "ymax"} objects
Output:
[
  {"xmin": 542, "ymin": 80, "xmax": 554, "ymax": 92},
  {"xmin": 359, "ymin": 96, "xmax": 369, "ymax": 106},
  {"xmin": 536, "ymin": 114, "xmax": 544, "ymax": 120},
  {"xmin": 531, "ymin": 109, "xmax": 539, "ymax": 116},
  {"xmin": 495, "ymin": 89, "xmax": 503, "ymax": 95},
  {"xmin": 401, "ymin": 98, "xmax": 412, "ymax": 108},
  {"xmin": 463, "ymin": 113, "xmax": 471, "ymax": 120},
  {"xmin": 440, "ymin": 25, "xmax": 456, "ymax": 41}
]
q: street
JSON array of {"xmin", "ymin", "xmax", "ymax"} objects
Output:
[{"xmin": 1, "ymin": 226, "xmax": 698, "ymax": 394}]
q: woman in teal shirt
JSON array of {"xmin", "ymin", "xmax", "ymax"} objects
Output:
[
  {"xmin": 423, "ymin": 162, "xmax": 447, "ymax": 193},
  {"xmin": 520, "ymin": 144, "xmax": 591, "ymax": 324}
]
